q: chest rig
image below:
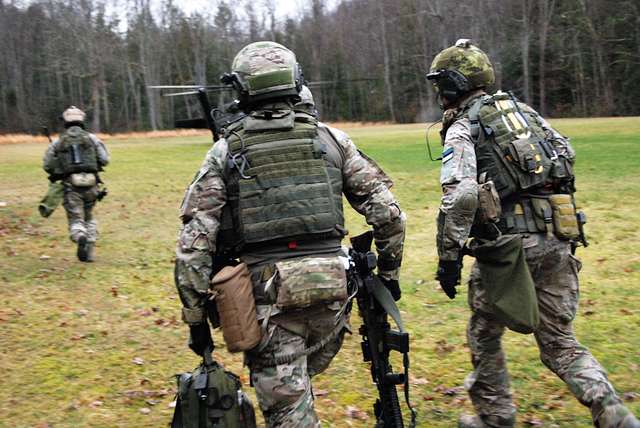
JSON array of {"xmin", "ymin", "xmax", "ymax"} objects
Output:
[
  {"xmin": 217, "ymin": 106, "xmax": 345, "ymax": 255},
  {"xmin": 466, "ymin": 92, "xmax": 575, "ymax": 236}
]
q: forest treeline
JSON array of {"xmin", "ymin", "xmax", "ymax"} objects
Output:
[{"xmin": 1, "ymin": 0, "xmax": 639, "ymax": 133}]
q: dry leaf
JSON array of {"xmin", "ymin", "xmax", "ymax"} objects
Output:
[
  {"xmin": 139, "ymin": 407, "xmax": 151, "ymax": 415},
  {"xmin": 132, "ymin": 357, "xmax": 144, "ymax": 365},
  {"xmin": 345, "ymin": 405, "xmax": 368, "ymax": 420}
]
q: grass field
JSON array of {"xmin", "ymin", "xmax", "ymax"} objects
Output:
[{"xmin": 1, "ymin": 117, "xmax": 639, "ymax": 427}]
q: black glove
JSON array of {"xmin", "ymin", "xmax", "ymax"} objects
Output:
[
  {"xmin": 436, "ymin": 259, "xmax": 463, "ymax": 299},
  {"xmin": 188, "ymin": 323, "xmax": 213, "ymax": 356},
  {"xmin": 378, "ymin": 276, "xmax": 401, "ymax": 301}
]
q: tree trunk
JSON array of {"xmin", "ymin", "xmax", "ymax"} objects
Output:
[{"xmin": 378, "ymin": 0, "xmax": 396, "ymax": 122}]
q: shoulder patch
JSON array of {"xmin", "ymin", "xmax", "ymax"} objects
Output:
[{"xmin": 442, "ymin": 147, "xmax": 454, "ymax": 163}]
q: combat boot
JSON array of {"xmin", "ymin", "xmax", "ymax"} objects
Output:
[
  {"xmin": 459, "ymin": 414, "xmax": 486, "ymax": 428},
  {"xmin": 596, "ymin": 403, "xmax": 640, "ymax": 428},
  {"xmin": 77, "ymin": 235, "xmax": 89, "ymax": 262},
  {"xmin": 85, "ymin": 242, "xmax": 95, "ymax": 262}
]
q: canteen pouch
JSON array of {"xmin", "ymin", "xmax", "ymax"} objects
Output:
[
  {"xmin": 471, "ymin": 234, "xmax": 539, "ymax": 334},
  {"xmin": 69, "ymin": 172, "xmax": 97, "ymax": 187},
  {"xmin": 549, "ymin": 194, "xmax": 579, "ymax": 240},
  {"xmin": 275, "ymin": 256, "xmax": 348, "ymax": 310},
  {"xmin": 476, "ymin": 180, "xmax": 502, "ymax": 224},
  {"xmin": 171, "ymin": 349, "xmax": 257, "ymax": 428},
  {"xmin": 38, "ymin": 181, "xmax": 64, "ymax": 217},
  {"xmin": 210, "ymin": 263, "xmax": 261, "ymax": 353}
]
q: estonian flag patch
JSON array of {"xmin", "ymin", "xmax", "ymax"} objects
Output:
[{"xmin": 442, "ymin": 147, "xmax": 454, "ymax": 163}]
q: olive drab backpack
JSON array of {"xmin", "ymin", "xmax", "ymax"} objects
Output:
[
  {"xmin": 468, "ymin": 91, "xmax": 574, "ymax": 202},
  {"xmin": 56, "ymin": 126, "xmax": 99, "ymax": 175},
  {"xmin": 171, "ymin": 349, "xmax": 256, "ymax": 428}
]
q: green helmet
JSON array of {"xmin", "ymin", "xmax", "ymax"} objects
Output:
[
  {"xmin": 227, "ymin": 41, "xmax": 303, "ymax": 105},
  {"xmin": 427, "ymin": 39, "xmax": 495, "ymax": 101}
]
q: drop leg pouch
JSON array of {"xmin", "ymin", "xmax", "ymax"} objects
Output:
[
  {"xmin": 210, "ymin": 263, "xmax": 262, "ymax": 353},
  {"xmin": 471, "ymin": 234, "xmax": 539, "ymax": 334}
]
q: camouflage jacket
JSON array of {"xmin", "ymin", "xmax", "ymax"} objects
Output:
[
  {"xmin": 175, "ymin": 122, "xmax": 406, "ymax": 325},
  {"xmin": 43, "ymin": 131, "xmax": 110, "ymax": 178},
  {"xmin": 437, "ymin": 92, "xmax": 575, "ymax": 261}
]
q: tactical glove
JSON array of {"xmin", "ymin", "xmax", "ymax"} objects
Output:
[
  {"xmin": 436, "ymin": 259, "xmax": 463, "ymax": 299},
  {"xmin": 378, "ymin": 276, "xmax": 401, "ymax": 301},
  {"xmin": 188, "ymin": 323, "xmax": 213, "ymax": 356}
]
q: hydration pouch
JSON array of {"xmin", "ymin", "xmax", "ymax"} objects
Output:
[
  {"xmin": 172, "ymin": 349, "xmax": 257, "ymax": 428},
  {"xmin": 210, "ymin": 263, "xmax": 261, "ymax": 353},
  {"xmin": 471, "ymin": 235, "xmax": 539, "ymax": 334},
  {"xmin": 69, "ymin": 172, "xmax": 97, "ymax": 187},
  {"xmin": 275, "ymin": 256, "xmax": 348, "ymax": 310},
  {"xmin": 549, "ymin": 194, "xmax": 579, "ymax": 240},
  {"xmin": 476, "ymin": 180, "xmax": 502, "ymax": 224}
]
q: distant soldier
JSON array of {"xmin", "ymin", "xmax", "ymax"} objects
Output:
[
  {"xmin": 43, "ymin": 106, "xmax": 109, "ymax": 262},
  {"xmin": 428, "ymin": 39, "xmax": 640, "ymax": 428},
  {"xmin": 175, "ymin": 41, "xmax": 405, "ymax": 427}
]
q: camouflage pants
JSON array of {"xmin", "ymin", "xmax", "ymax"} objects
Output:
[
  {"xmin": 466, "ymin": 234, "xmax": 631, "ymax": 428},
  {"xmin": 247, "ymin": 305, "xmax": 349, "ymax": 428},
  {"xmin": 63, "ymin": 184, "xmax": 99, "ymax": 243}
]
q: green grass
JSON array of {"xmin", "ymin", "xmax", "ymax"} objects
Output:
[{"xmin": 1, "ymin": 117, "xmax": 639, "ymax": 427}]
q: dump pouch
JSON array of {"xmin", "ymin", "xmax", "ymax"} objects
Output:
[
  {"xmin": 172, "ymin": 350, "xmax": 257, "ymax": 428},
  {"xmin": 210, "ymin": 263, "xmax": 261, "ymax": 353},
  {"xmin": 275, "ymin": 256, "xmax": 348, "ymax": 310},
  {"xmin": 69, "ymin": 172, "xmax": 97, "ymax": 187},
  {"xmin": 549, "ymin": 194, "xmax": 579, "ymax": 240},
  {"xmin": 471, "ymin": 235, "xmax": 539, "ymax": 334},
  {"xmin": 38, "ymin": 181, "xmax": 64, "ymax": 217}
]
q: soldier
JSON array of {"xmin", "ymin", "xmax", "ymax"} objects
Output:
[
  {"xmin": 175, "ymin": 41, "xmax": 405, "ymax": 427},
  {"xmin": 43, "ymin": 106, "xmax": 109, "ymax": 262},
  {"xmin": 428, "ymin": 39, "xmax": 640, "ymax": 428}
]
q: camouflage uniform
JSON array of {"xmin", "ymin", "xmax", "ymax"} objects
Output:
[
  {"xmin": 175, "ymin": 120, "xmax": 405, "ymax": 427},
  {"xmin": 437, "ymin": 93, "xmax": 638, "ymax": 428},
  {"xmin": 43, "ymin": 132, "xmax": 109, "ymax": 246}
]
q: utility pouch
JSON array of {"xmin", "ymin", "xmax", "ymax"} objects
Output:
[
  {"xmin": 275, "ymin": 256, "xmax": 348, "ymax": 310},
  {"xmin": 172, "ymin": 349, "xmax": 257, "ymax": 428},
  {"xmin": 210, "ymin": 263, "xmax": 261, "ymax": 353},
  {"xmin": 471, "ymin": 235, "xmax": 539, "ymax": 334},
  {"xmin": 69, "ymin": 172, "xmax": 96, "ymax": 187},
  {"xmin": 530, "ymin": 198, "xmax": 554, "ymax": 234},
  {"xmin": 549, "ymin": 194, "xmax": 579, "ymax": 240},
  {"xmin": 476, "ymin": 180, "xmax": 502, "ymax": 224},
  {"xmin": 507, "ymin": 137, "xmax": 545, "ymax": 190}
]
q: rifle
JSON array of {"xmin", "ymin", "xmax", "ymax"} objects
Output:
[
  {"xmin": 148, "ymin": 85, "xmax": 246, "ymax": 143},
  {"xmin": 41, "ymin": 126, "xmax": 52, "ymax": 143},
  {"xmin": 348, "ymin": 231, "xmax": 417, "ymax": 428}
]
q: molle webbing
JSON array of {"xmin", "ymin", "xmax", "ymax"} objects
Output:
[
  {"xmin": 57, "ymin": 127, "xmax": 98, "ymax": 175},
  {"xmin": 225, "ymin": 119, "xmax": 344, "ymax": 246}
]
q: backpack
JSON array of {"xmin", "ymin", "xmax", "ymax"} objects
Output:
[
  {"xmin": 171, "ymin": 349, "xmax": 257, "ymax": 428},
  {"xmin": 56, "ymin": 126, "xmax": 99, "ymax": 175}
]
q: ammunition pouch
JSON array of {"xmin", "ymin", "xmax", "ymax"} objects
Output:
[
  {"xmin": 274, "ymin": 256, "xmax": 348, "ymax": 310},
  {"xmin": 69, "ymin": 172, "xmax": 97, "ymax": 188},
  {"xmin": 210, "ymin": 263, "xmax": 261, "ymax": 353},
  {"xmin": 172, "ymin": 349, "xmax": 257, "ymax": 428},
  {"xmin": 549, "ymin": 194, "xmax": 579, "ymax": 240}
]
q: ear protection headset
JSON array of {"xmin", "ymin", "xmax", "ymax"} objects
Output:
[{"xmin": 426, "ymin": 69, "xmax": 472, "ymax": 103}]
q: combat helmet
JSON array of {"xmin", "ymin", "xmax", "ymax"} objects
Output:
[
  {"xmin": 427, "ymin": 39, "xmax": 495, "ymax": 103},
  {"xmin": 62, "ymin": 106, "xmax": 86, "ymax": 123},
  {"xmin": 221, "ymin": 41, "xmax": 304, "ymax": 107}
]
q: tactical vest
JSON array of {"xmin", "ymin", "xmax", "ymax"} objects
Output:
[
  {"xmin": 217, "ymin": 108, "xmax": 345, "ymax": 255},
  {"xmin": 465, "ymin": 92, "xmax": 575, "ymax": 235},
  {"xmin": 56, "ymin": 126, "xmax": 99, "ymax": 175}
]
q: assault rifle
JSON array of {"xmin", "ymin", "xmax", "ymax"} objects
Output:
[{"xmin": 348, "ymin": 231, "xmax": 417, "ymax": 428}]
